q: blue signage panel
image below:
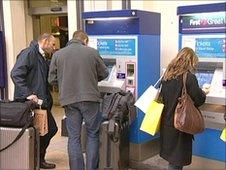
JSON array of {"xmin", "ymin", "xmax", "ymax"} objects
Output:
[
  {"xmin": 195, "ymin": 38, "xmax": 226, "ymax": 58},
  {"xmin": 179, "ymin": 12, "xmax": 226, "ymax": 34},
  {"xmin": 97, "ymin": 39, "xmax": 135, "ymax": 56},
  {"xmin": 117, "ymin": 73, "xmax": 126, "ymax": 79}
]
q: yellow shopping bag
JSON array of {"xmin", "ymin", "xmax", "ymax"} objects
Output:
[
  {"xmin": 220, "ymin": 127, "xmax": 226, "ymax": 142},
  {"xmin": 140, "ymin": 100, "xmax": 164, "ymax": 136}
]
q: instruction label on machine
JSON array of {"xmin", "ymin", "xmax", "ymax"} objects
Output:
[
  {"xmin": 195, "ymin": 38, "xmax": 226, "ymax": 58},
  {"xmin": 97, "ymin": 39, "xmax": 136, "ymax": 56}
]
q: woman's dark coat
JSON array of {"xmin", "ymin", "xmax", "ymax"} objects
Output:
[{"xmin": 160, "ymin": 72, "xmax": 206, "ymax": 166}]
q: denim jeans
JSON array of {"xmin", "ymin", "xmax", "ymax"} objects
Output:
[{"xmin": 65, "ymin": 101, "xmax": 102, "ymax": 170}]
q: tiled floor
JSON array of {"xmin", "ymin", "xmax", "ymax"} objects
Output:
[{"xmin": 45, "ymin": 105, "xmax": 226, "ymax": 170}]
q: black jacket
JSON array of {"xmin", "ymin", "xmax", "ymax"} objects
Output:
[
  {"xmin": 11, "ymin": 41, "xmax": 52, "ymax": 109},
  {"xmin": 159, "ymin": 72, "xmax": 206, "ymax": 166}
]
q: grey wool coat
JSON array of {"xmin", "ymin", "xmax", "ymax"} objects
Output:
[
  {"xmin": 48, "ymin": 39, "xmax": 109, "ymax": 106},
  {"xmin": 159, "ymin": 72, "xmax": 206, "ymax": 166}
]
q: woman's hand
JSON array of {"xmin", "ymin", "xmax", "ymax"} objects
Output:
[{"xmin": 202, "ymin": 83, "xmax": 211, "ymax": 94}]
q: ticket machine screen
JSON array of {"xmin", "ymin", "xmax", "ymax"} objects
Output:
[
  {"xmin": 105, "ymin": 66, "xmax": 114, "ymax": 81},
  {"xmin": 195, "ymin": 70, "xmax": 214, "ymax": 87},
  {"xmin": 103, "ymin": 58, "xmax": 116, "ymax": 81}
]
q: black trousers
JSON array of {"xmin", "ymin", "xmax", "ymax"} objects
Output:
[{"xmin": 39, "ymin": 110, "xmax": 58, "ymax": 161}]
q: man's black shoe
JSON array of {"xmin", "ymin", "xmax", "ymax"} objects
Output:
[{"xmin": 40, "ymin": 161, "xmax": 56, "ymax": 169}]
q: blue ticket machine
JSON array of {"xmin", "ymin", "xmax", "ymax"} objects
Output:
[
  {"xmin": 82, "ymin": 10, "xmax": 161, "ymax": 161},
  {"xmin": 177, "ymin": 3, "xmax": 226, "ymax": 162}
]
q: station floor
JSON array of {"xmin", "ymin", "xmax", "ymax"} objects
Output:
[{"xmin": 45, "ymin": 105, "xmax": 226, "ymax": 170}]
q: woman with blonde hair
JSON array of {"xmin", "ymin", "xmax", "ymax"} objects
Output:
[{"xmin": 160, "ymin": 47, "xmax": 206, "ymax": 170}]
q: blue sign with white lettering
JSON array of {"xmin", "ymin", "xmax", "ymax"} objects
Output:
[
  {"xmin": 97, "ymin": 39, "xmax": 135, "ymax": 56},
  {"xmin": 117, "ymin": 73, "xmax": 126, "ymax": 79},
  {"xmin": 179, "ymin": 12, "xmax": 226, "ymax": 34},
  {"xmin": 195, "ymin": 38, "xmax": 226, "ymax": 58}
]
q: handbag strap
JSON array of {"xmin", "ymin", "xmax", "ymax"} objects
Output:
[
  {"xmin": 182, "ymin": 72, "xmax": 188, "ymax": 95},
  {"xmin": 0, "ymin": 110, "xmax": 34, "ymax": 152},
  {"xmin": 154, "ymin": 75, "xmax": 163, "ymax": 88},
  {"xmin": 153, "ymin": 75, "xmax": 163, "ymax": 102}
]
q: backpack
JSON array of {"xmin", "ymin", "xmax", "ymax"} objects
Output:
[
  {"xmin": 102, "ymin": 91, "xmax": 134, "ymax": 122},
  {"xmin": 101, "ymin": 91, "xmax": 134, "ymax": 142}
]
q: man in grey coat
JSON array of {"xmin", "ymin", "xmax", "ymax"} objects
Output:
[{"xmin": 48, "ymin": 30, "xmax": 109, "ymax": 170}]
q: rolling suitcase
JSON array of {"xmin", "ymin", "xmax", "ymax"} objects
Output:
[
  {"xmin": 99, "ymin": 121, "xmax": 129, "ymax": 170},
  {"xmin": 0, "ymin": 126, "xmax": 39, "ymax": 170}
]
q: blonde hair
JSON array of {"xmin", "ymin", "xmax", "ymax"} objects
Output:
[
  {"xmin": 72, "ymin": 30, "xmax": 89, "ymax": 44},
  {"xmin": 163, "ymin": 47, "xmax": 198, "ymax": 81}
]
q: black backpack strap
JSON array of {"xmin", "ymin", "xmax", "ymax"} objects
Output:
[
  {"xmin": 107, "ymin": 93, "xmax": 119, "ymax": 118},
  {"xmin": 0, "ymin": 110, "xmax": 34, "ymax": 152}
]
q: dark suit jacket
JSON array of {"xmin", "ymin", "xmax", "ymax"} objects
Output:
[{"xmin": 11, "ymin": 41, "xmax": 52, "ymax": 109}]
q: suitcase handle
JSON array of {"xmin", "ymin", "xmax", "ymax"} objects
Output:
[{"xmin": 108, "ymin": 119, "xmax": 119, "ymax": 143}]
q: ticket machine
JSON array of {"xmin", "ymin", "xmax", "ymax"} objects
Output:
[
  {"xmin": 178, "ymin": 3, "xmax": 226, "ymax": 162},
  {"xmin": 83, "ymin": 10, "xmax": 161, "ymax": 161}
]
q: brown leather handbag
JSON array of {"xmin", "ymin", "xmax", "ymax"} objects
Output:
[{"xmin": 174, "ymin": 73, "xmax": 205, "ymax": 134}]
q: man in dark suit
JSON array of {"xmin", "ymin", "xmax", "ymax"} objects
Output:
[{"xmin": 11, "ymin": 33, "xmax": 58, "ymax": 169}]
